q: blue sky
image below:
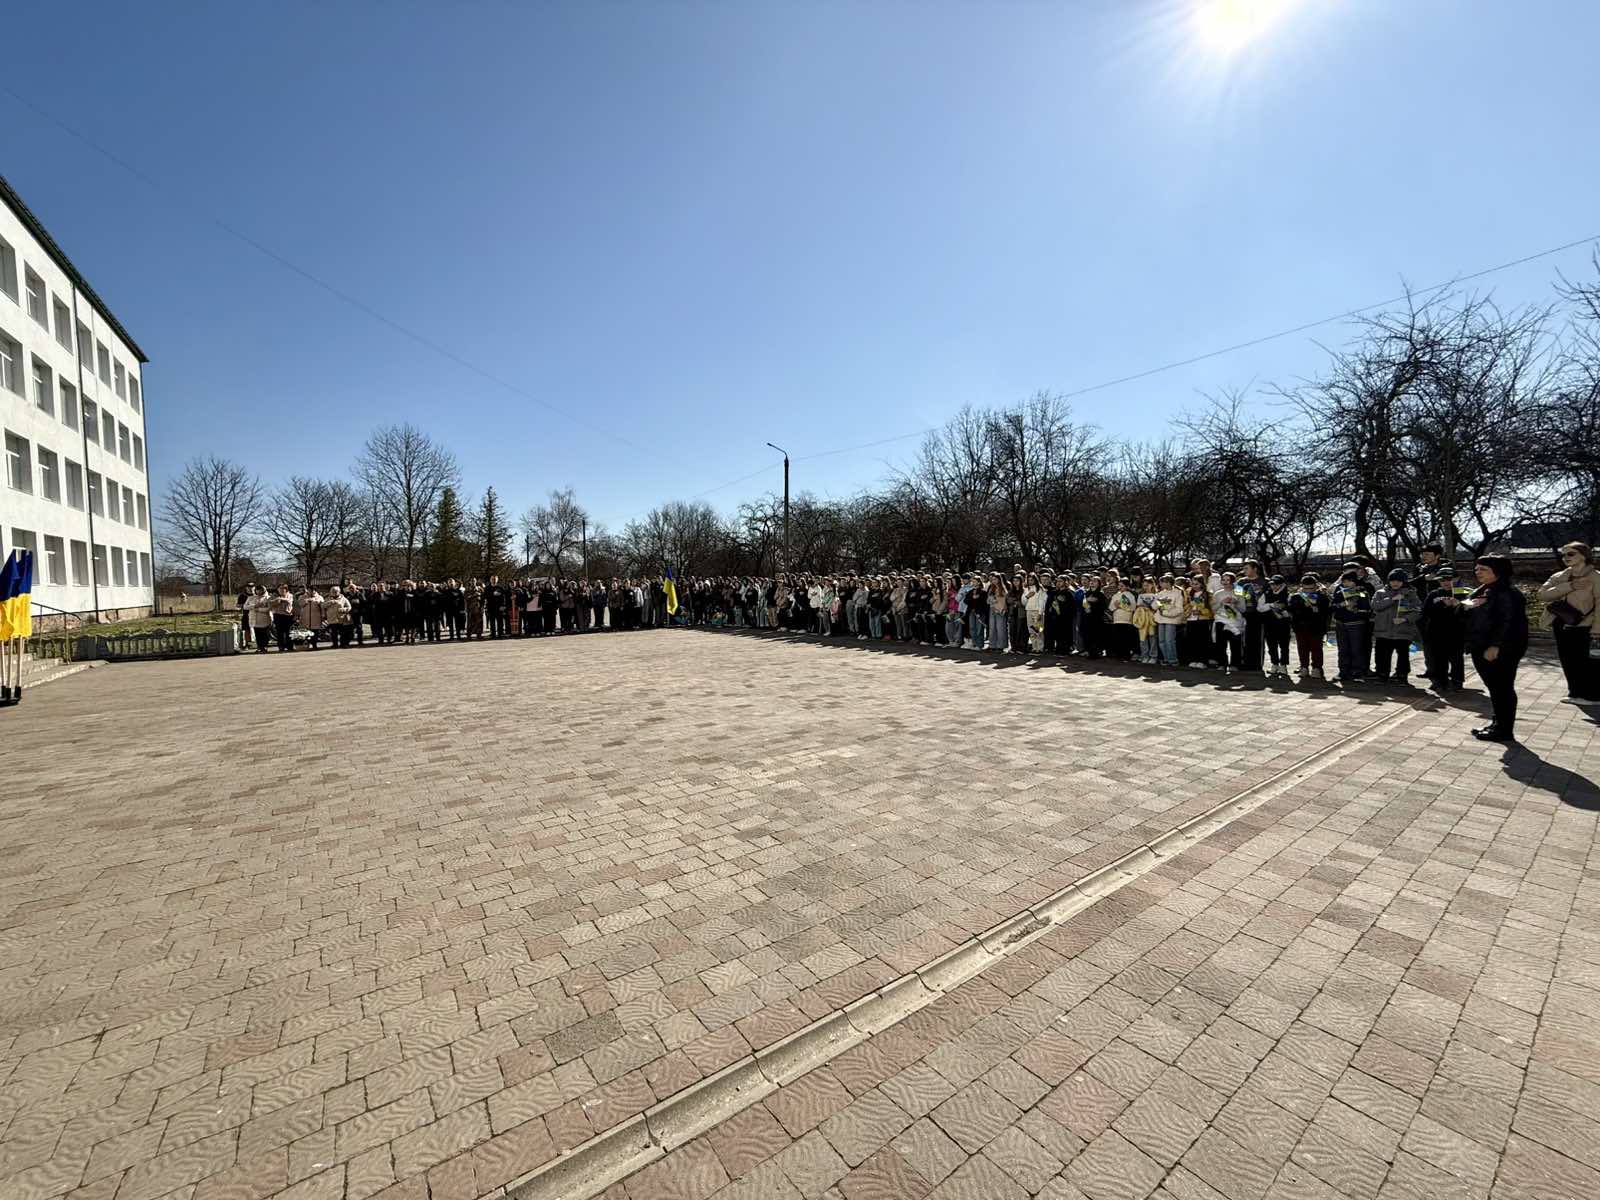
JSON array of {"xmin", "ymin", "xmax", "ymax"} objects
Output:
[{"xmin": 3, "ymin": 1, "xmax": 1596, "ymax": 534}]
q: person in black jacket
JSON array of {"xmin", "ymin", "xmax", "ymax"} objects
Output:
[
  {"xmin": 1464, "ymin": 555, "xmax": 1528, "ymax": 742},
  {"xmin": 485, "ymin": 577, "xmax": 508, "ymax": 639},
  {"xmin": 1417, "ymin": 566, "xmax": 1466, "ymax": 691}
]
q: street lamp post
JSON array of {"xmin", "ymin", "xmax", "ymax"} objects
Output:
[{"xmin": 766, "ymin": 442, "xmax": 790, "ymax": 571}]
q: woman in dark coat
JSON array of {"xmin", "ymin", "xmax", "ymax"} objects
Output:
[{"xmin": 1464, "ymin": 555, "xmax": 1529, "ymax": 742}]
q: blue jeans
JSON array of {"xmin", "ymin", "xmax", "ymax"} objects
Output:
[
  {"xmin": 945, "ymin": 613, "xmax": 963, "ymax": 644},
  {"xmin": 989, "ymin": 610, "xmax": 1008, "ymax": 651},
  {"xmin": 1140, "ymin": 634, "xmax": 1156, "ymax": 660},
  {"xmin": 1157, "ymin": 623, "xmax": 1180, "ymax": 665},
  {"xmin": 868, "ymin": 612, "xmax": 883, "ymax": 638},
  {"xmin": 969, "ymin": 612, "xmax": 987, "ymax": 648}
]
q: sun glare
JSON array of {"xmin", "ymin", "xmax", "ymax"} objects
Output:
[{"xmin": 1194, "ymin": 0, "xmax": 1286, "ymax": 52}]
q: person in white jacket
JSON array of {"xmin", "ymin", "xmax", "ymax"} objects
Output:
[
  {"xmin": 244, "ymin": 585, "xmax": 273, "ymax": 655},
  {"xmin": 1022, "ymin": 581, "xmax": 1045, "ymax": 652},
  {"xmin": 810, "ymin": 581, "xmax": 832, "ymax": 636},
  {"xmin": 1212, "ymin": 573, "xmax": 1247, "ymax": 674},
  {"xmin": 1153, "ymin": 575, "xmax": 1186, "ymax": 667}
]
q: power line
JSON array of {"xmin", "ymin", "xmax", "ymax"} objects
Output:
[
  {"xmin": 608, "ymin": 230, "xmax": 1599, "ymax": 531},
  {"xmin": 790, "ymin": 231, "xmax": 1599, "ymax": 466},
  {"xmin": 0, "ymin": 86, "xmax": 649, "ymax": 455},
  {"xmin": 9, "ymin": 85, "xmax": 1594, "ymax": 528}
]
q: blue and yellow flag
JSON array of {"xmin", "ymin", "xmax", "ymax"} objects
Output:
[
  {"xmin": 0, "ymin": 550, "xmax": 32, "ymax": 641},
  {"xmin": 12, "ymin": 550, "xmax": 33, "ymax": 639},
  {"xmin": 663, "ymin": 567, "xmax": 679, "ymax": 616},
  {"xmin": 0, "ymin": 552, "xmax": 15, "ymax": 641}
]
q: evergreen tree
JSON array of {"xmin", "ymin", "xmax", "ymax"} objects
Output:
[
  {"xmin": 474, "ymin": 486, "xmax": 513, "ymax": 578},
  {"xmin": 427, "ymin": 486, "xmax": 471, "ymax": 579}
]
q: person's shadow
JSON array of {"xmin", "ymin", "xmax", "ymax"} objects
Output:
[{"xmin": 1500, "ymin": 742, "xmax": 1600, "ymax": 810}]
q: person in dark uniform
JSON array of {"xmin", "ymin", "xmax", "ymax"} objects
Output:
[
  {"xmin": 1417, "ymin": 566, "xmax": 1466, "ymax": 692},
  {"xmin": 465, "ymin": 579, "xmax": 483, "ymax": 638},
  {"xmin": 485, "ymin": 576, "xmax": 507, "ymax": 639},
  {"xmin": 590, "ymin": 580, "xmax": 608, "ymax": 630},
  {"xmin": 443, "ymin": 579, "xmax": 465, "ymax": 639},
  {"xmin": 396, "ymin": 579, "xmax": 418, "ymax": 645},
  {"xmin": 419, "ymin": 582, "xmax": 441, "ymax": 642},
  {"xmin": 542, "ymin": 580, "xmax": 560, "ymax": 635},
  {"xmin": 347, "ymin": 581, "xmax": 366, "ymax": 646},
  {"xmin": 1464, "ymin": 555, "xmax": 1528, "ymax": 742},
  {"xmin": 368, "ymin": 581, "xmax": 389, "ymax": 645}
]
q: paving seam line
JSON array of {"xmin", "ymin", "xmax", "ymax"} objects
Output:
[{"xmin": 499, "ymin": 696, "xmax": 1433, "ymax": 1200}]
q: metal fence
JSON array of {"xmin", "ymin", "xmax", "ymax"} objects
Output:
[{"xmin": 29, "ymin": 627, "xmax": 240, "ymax": 663}]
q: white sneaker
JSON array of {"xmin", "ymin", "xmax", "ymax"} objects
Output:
[{"xmin": 1223, "ymin": 666, "xmax": 1233, "ymax": 675}]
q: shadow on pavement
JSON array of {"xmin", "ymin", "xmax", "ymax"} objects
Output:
[
  {"xmin": 1499, "ymin": 743, "xmax": 1600, "ymax": 810},
  {"xmin": 699, "ymin": 626, "xmax": 1411, "ymax": 706}
]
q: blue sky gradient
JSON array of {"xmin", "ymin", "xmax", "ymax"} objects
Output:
[{"xmin": 3, "ymin": 1, "xmax": 1596, "ymax": 533}]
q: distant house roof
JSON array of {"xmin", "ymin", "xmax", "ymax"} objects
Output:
[{"xmin": 0, "ymin": 172, "xmax": 149, "ymax": 364}]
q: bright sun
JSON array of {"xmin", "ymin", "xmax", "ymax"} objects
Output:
[{"xmin": 1193, "ymin": 0, "xmax": 1287, "ymax": 52}]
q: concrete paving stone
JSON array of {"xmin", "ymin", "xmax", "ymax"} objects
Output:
[{"xmin": 5, "ymin": 632, "xmax": 1596, "ymax": 1200}]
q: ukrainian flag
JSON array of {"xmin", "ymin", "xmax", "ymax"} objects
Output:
[
  {"xmin": 663, "ymin": 567, "xmax": 679, "ymax": 617},
  {"xmin": 0, "ymin": 550, "xmax": 32, "ymax": 640}
]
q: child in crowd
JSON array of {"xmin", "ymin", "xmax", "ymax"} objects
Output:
[
  {"xmin": 1211, "ymin": 572, "xmax": 1246, "ymax": 673},
  {"xmin": 1134, "ymin": 580, "xmax": 1159, "ymax": 664},
  {"xmin": 1417, "ymin": 566, "xmax": 1466, "ymax": 691},
  {"xmin": 1080, "ymin": 575, "xmax": 1107, "ymax": 658},
  {"xmin": 1260, "ymin": 574, "xmax": 1294, "ymax": 678},
  {"xmin": 1185, "ymin": 576, "xmax": 1214, "ymax": 667},
  {"xmin": 1288, "ymin": 573, "xmax": 1331, "ymax": 678},
  {"xmin": 1331, "ymin": 569, "xmax": 1375, "ymax": 683},
  {"xmin": 1154, "ymin": 573, "xmax": 1186, "ymax": 666},
  {"xmin": 1370, "ymin": 567, "xmax": 1419, "ymax": 684},
  {"xmin": 1108, "ymin": 577, "xmax": 1138, "ymax": 661}
]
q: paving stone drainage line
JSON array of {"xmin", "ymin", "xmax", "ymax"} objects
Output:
[{"xmin": 503, "ymin": 697, "xmax": 1432, "ymax": 1200}]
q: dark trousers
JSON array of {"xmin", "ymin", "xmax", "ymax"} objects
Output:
[
  {"xmin": 1554, "ymin": 625, "xmax": 1597, "ymax": 699},
  {"xmin": 1110, "ymin": 625, "xmax": 1138, "ymax": 661},
  {"xmin": 352, "ymin": 617, "xmax": 365, "ymax": 645},
  {"xmin": 332, "ymin": 624, "xmax": 353, "ymax": 648},
  {"xmin": 1185, "ymin": 622, "xmax": 1213, "ymax": 665},
  {"xmin": 1265, "ymin": 622, "xmax": 1291, "ymax": 668},
  {"xmin": 272, "ymin": 614, "xmax": 293, "ymax": 651},
  {"xmin": 1423, "ymin": 635, "xmax": 1464, "ymax": 688},
  {"xmin": 1294, "ymin": 628, "xmax": 1324, "ymax": 671},
  {"xmin": 252, "ymin": 624, "xmax": 271, "ymax": 652},
  {"xmin": 1334, "ymin": 621, "xmax": 1371, "ymax": 679},
  {"xmin": 447, "ymin": 612, "xmax": 463, "ymax": 638},
  {"xmin": 425, "ymin": 616, "xmax": 440, "ymax": 642},
  {"xmin": 488, "ymin": 610, "xmax": 506, "ymax": 638},
  {"xmin": 593, "ymin": 603, "xmax": 607, "ymax": 629},
  {"xmin": 1474, "ymin": 650, "xmax": 1522, "ymax": 735},
  {"xmin": 1243, "ymin": 613, "xmax": 1264, "ymax": 670},
  {"xmin": 1375, "ymin": 637, "xmax": 1411, "ymax": 680},
  {"xmin": 240, "ymin": 620, "xmax": 253, "ymax": 648},
  {"xmin": 1216, "ymin": 628, "xmax": 1244, "ymax": 669}
]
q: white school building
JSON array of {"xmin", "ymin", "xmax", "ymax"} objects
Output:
[{"xmin": 0, "ymin": 173, "xmax": 153, "ymax": 620}]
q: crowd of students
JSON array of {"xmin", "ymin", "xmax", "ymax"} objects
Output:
[
  {"xmin": 239, "ymin": 575, "xmax": 673, "ymax": 649},
  {"xmin": 238, "ymin": 541, "xmax": 1597, "ymax": 743}
]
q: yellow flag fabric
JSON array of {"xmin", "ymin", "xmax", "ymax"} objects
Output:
[{"xmin": 663, "ymin": 573, "xmax": 679, "ymax": 616}]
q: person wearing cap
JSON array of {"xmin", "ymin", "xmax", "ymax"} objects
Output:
[
  {"xmin": 1288, "ymin": 573, "xmax": 1331, "ymax": 679},
  {"xmin": 1260, "ymin": 574, "xmax": 1294, "ymax": 678},
  {"xmin": 1463, "ymin": 555, "xmax": 1528, "ymax": 741},
  {"xmin": 1330, "ymin": 568, "xmax": 1375, "ymax": 684},
  {"xmin": 1417, "ymin": 566, "xmax": 1467, "ymax": 691},
  {"xmin": 1371, "ymin": 567, "xmax": 1420, "ymax": 685}
]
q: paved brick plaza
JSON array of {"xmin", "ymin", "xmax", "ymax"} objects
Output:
[{"xmin": 0, "ymin": 630, "xmax": 1596, "ymax": 1200}]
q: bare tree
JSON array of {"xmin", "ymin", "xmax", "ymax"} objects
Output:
[
  {"xmin": 159, "ymin": 456, "xmax": 262, "ymax": 607},
  {"xmin": 520, "ymin": 486, "xmax": 587, "ymax": 574},
  {"xmin": 266, "ymin": 477, "xmax": 362, "ymax": 588},
  {"xmin": 355, "ymin": 485, "xmax": 400, "ymax": 581},
  {"xmin": 355, "ymin": 424, "xmax": 460, "ymax": 577}
]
